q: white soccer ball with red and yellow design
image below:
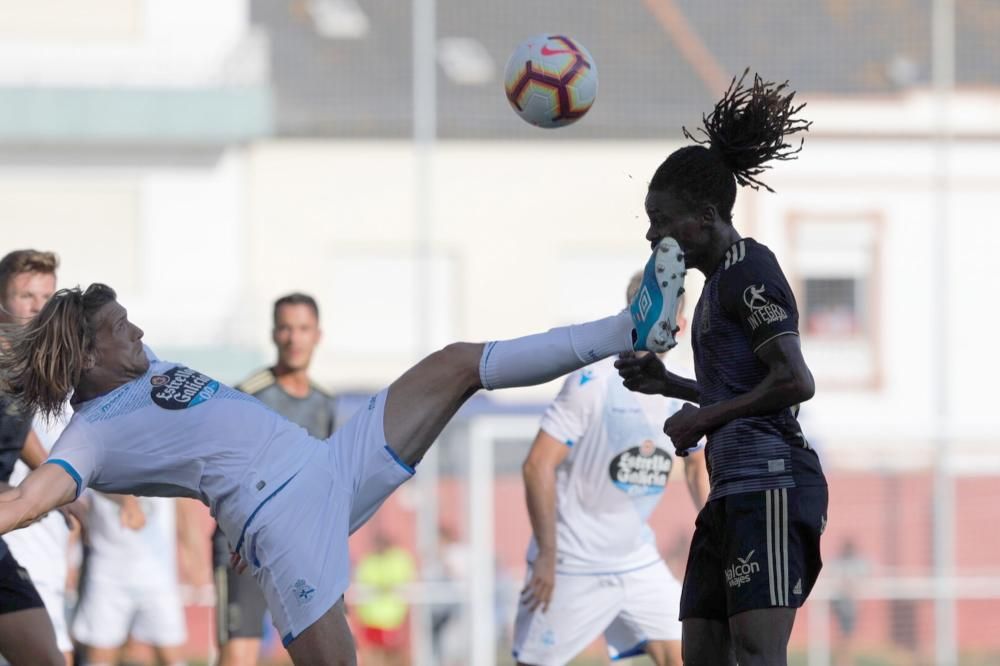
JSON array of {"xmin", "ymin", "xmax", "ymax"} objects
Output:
[{"xmin": 503, "ymin": 34, "xmax": 598, "ymax": 129}]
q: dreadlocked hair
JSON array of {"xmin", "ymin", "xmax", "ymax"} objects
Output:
[
  {"xmin": 0, "ymin": 284, "xmax": 116, "ymax": 421},
  {"xmin": 649, "ymin": 69, "xmax": 811, "ymax": 222}
]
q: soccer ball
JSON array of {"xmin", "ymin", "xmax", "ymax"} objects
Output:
[{"xmin": 503, "ymin": 34, "xmax": 598, "ymax": 129}]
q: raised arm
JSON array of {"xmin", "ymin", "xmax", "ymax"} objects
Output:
[
  {"xmin": 520, "ymin": 429, "xmax": 570, "ymax": 613},
  {"xmin": 0, "ymin": 463, "xmax": 78, "ymax": 534}
]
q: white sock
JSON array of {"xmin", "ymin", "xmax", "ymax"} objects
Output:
[{"xmin": 479, "ymin": 311, "xmax": 634, "ymax": 390}]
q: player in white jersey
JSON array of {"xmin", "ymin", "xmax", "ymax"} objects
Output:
[
  {"xmin": 0, "ymin": 255, "xmax": 686, "ymax": 665},
  {"xmin": 72, "ymin": 494, "xmax": 195, "ymax": 666},
  {"xmin": 514, "ymin": 275, "xmax": 709, "ymax": 666}
]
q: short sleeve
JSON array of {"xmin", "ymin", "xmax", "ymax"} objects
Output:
[
  {"xmin": 44, "ymin": 418, "xmax": 103, "ymax": 499},
  {"xmin": 718, "ymin": 244, "xmax": 800, "ymax": 353},
  {"xmin": 538, "ymin": 367, "xmax": 602, "ymax": 448}
]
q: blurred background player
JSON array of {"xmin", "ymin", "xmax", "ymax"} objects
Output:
[
  {"xmin": 353, "ymin": 529, "xmax": 416, "ymax": 666},
  {"xmin": 617, "ymin": 72, "xmax": 828, "ymax": 665},
  {"xmin": 0, "ymin": 249, "xmax": 76, "ymax": 666},
  {"xmin": 513, "ymin": 272, "xmax": 709, "ymax": 666},
  {"xmin": 71, "ymin": 493, "xmax": 202, "ymax": 666},
  {"xmin": 213, "ymin": 292, "xmax": 337, "ymax": 666}
]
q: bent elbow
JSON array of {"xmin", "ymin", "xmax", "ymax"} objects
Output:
[{"xmin": 797, "ymin": 369, "xmax": 816, "ymax": 403}]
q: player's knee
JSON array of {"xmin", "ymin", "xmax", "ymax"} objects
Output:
[{"xmin": 730, "ymin": 630, "xmax": 773, "ymax": 664}]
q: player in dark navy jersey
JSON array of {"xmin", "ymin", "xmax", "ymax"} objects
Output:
[{"xmin": 616, "ymin": 71, "xmax": 828, "ymax": 666}]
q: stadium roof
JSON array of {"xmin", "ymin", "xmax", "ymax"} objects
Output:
[{"xmin": 252, "ymin": 0, "xmax": 1000, "ymax": 139}]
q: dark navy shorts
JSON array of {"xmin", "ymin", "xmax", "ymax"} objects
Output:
[
  {"xmin": 0, "ymin": 548, "xmax": 45, "ymax": 616},
  {"xmin": 679, "ymin": 484, "xmax": 828, "ymax": 621}
]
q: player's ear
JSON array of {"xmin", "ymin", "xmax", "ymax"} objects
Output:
[{"xmin": 701, "ymin": 204, "xmax": 719, "ymax": 227}]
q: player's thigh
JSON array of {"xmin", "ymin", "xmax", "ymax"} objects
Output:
[
  {"xmin": 240, "ymin": 458, "xmax": 353, "ymax": 650},
  {"xmin": 512, "ymin": 569, "xmax": 623, "ymax": 666},
  {"xmin": 132, "ymin": 583, "xmax": 187, "ymax": 649},
  {"xmin": 729, "ymin": 607, "xmax": 796, "ymax": 665},
  {"xmin": 383, "ymin": 342, "xmax": 484, "ymax": 466},
  {"xmin": 0, "ymin": 609, "xmax": 63, "ymax": 666},
  {"xmin": 71, "ymin": 579, "xmax": 134, "ymax": 649},
  {"xmin": 611, "ymin": 561, "xmax": 684, "ymax": 643},
  {"xmin": 682, "ymin": 618, "xmax": 735, "ymax": 666},
  {"xmin": 284, "ymin": 597, "xmax": 356, "ymax": 666}
]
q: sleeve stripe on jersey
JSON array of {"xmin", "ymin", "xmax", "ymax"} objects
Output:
[
  {"xmin": 752, "ymin": 330, "xmax": 798, "ymax": 354},
  {"xmin": 45, "ymin": 458, "xmax": 82, "ymax": 499}
]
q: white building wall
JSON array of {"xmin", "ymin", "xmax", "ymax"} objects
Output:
[{"xmin": 0, "ymin": 0, "xmax": 252, "ymax": 86}]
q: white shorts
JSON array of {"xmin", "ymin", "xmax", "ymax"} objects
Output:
[
  {"xmin": 512, "ymin": 560, "xmax": 683, "ymax": 665},
  {"xmin": 33, "ymin": 573, "xmax": 72, "ymax": 653},
  {"xmin": 72, "ymin": 577, "xmax": 186, "ymax": 648},
  {"xmin": 238, "ymin": 389, "xmax": 413, "ymax": 646}
]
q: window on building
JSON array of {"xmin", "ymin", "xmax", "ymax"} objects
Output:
[{"xmin": 790, "ymin": 212, "xmax": 882, "ymax": 389}]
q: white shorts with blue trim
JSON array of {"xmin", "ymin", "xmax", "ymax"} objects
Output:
[
  {"xmin": 236, "ymin": 389, "xmax": 413, "ymax": 647},
  {"xmin": 512, "ymin": 559, "xmax": 682, "ymax": 665}
]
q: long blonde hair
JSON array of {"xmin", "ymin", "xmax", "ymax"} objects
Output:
[{"xmin": 0, "ymin": 283, "xmax": 117, "ymax": 420}]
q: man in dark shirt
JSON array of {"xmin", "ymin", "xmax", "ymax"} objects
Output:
[
  {"xmin": 0, "ymin": 250, "xmax": 67, "ymax": 666},
  {"xmin": 616, "ymin": 72, "xmax": 827, "ymax": 665},
  {"xmin": 213, "ymin": 293, "xmax": 336, "ymax": 666}
]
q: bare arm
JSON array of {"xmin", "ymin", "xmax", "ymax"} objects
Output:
[
  {"xmin": 0, "ymin": 464, "xmax": 78, "ymax": 535},
  {"xmin": 520, "ymin": 429, "xmax": 570, "ymax": 612},
  {"xmin": 664, "ymin": 335, "xmax": 814, "ymax": 452},
  {"xmin": 701, "ymin": 334, "xmax": 813, "ymax": 428},
  {"xmin": 682, "ymin": 448, "xmax": 710, "ymax": 511},
  {"xmin": 18, "ymin": 430, "xmax": 47, "ymax": 470},
  {"xmin": 106, "ymin": 494, "xmax": 146, "ymax": 530}
]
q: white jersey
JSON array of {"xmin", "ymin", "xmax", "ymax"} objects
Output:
[
  {"xmin": 528, "ymin": 357, "xmax": 700, "ymax": 574},
  {"xmin": 46, "ymin": 347, "xmax": 321, "ymax": 545},
  {"xmin": 85, "ymin": 494, "xmax": 177, "ymax": 587}
]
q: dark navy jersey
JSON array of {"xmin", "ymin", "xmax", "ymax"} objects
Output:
[
  {"xmin": 692, "ymin": 238, "xmax": 825, "ymax": 499},
  {"xmin": 0, "ymin": 398, "xmax": 30, "ymax": 484},
  {"xmin": 0, "ymin": 398, "xmax": 31, "ymax": 561}
]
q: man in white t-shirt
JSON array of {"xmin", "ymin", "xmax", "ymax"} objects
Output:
[
  {"xmin": 0, "ymin": 242, "xmax": 687, "ymax": 665},
  {"xmin": 72, "ymin": 494, "xmax": 196, "ymax": 666},
  {"xmin": 514, "ymin": 274, "xmax": 709, "ymax": 666}
]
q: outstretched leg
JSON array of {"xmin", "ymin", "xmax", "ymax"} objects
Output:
[
  {"xmin": 385, "ymin": 311, "xmax": 635, "ymax": 466},
  {"xmin": 382, "ymin": 236, "xmax": 686, "ymax": 467}
]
